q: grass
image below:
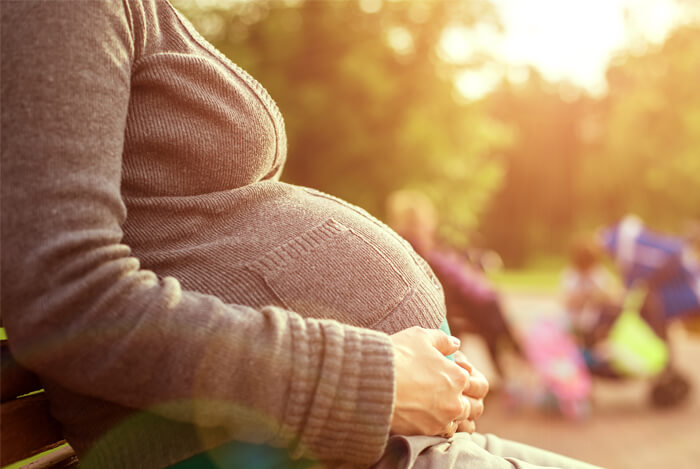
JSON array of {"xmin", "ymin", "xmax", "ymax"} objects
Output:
[{"xmin": 487, "ymin": 255, "xmax": 566, "ymax": 294}]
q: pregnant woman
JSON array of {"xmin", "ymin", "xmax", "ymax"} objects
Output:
[{"xmin": 1, "ymin": 2, "xmax": 598, "ymax": 468}]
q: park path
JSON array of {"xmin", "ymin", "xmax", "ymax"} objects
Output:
[{"xmin": 462, "ymin": 290, "xmax": 700, "ymax": 469}]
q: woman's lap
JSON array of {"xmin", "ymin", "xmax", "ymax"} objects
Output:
[{"xmin": 373, "ymin": 432, "xmax": 602, "ymax": 469}]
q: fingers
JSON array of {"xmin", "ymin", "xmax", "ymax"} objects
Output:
[
  {"xmin": 453, "ymin": 350, "xmax": 473, "ymax": 373},
  {"xmin": 453, "ymin": 349, "xmax": 486, "ymax": 436},
  {"xmin": 424, "ymin": 328, "xmax": 461, "ymax": 357},
  {"xmin": 457, "ymin": 418, "xmax": 476, "ymax": 434},
  {"xmin": 440, "ymin": 419, "xmax": 459, "ymax": 438},
  {"xmin": 444, "ymin": 395, "xmax": 481, "ymax": 438},
  {"xmin": 456, "ymin": 394, "xmax": 471, "ymax": 421},
  {"xmin": 389, "ymin": 327, "xmax": 472, "ymax": 437},
  {"xmin": 465, "ymin": 367, "xmax": 489, "ymax": 400},
  {"xmin": 465, "ymin": 395, "xmax": 484, "ymax": 420},
  {"xmin": 455, "ymin": 395, "xmax": 482, "ymax": 424},
  {"xmin": 454, "ymin": 350, "xmax": 489, "ymax": 399}
]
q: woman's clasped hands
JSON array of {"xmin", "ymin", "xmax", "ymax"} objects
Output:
[{"xmin": 389, "ymin": 327, "xmax": 489, "ymax": 438}]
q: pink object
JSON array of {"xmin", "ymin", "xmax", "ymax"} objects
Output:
[{"xmin": 523, "ymin": 319, "xmax": 592, "ymax": 419}]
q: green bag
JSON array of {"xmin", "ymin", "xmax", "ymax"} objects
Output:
[{"xmin": 607, "ymin": 287, "xmax": 669, "ymax": 377}]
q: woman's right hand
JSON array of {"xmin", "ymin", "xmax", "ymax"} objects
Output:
[
  {"xmin": 454, "ymin": 351, "xmax": 489, "ymax": 434},
  {"xmin": 389, "ymin": 327, "xmax": 470, "ymax": 437}
]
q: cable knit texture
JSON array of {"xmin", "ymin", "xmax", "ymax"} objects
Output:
[{"xmin": 1, "ymin": 1, "xmax": 446, "ymax": 468}]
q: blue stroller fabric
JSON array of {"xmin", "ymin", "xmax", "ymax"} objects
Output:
[{"xmin": 601, "ymin": 219, "xmax": 700, "ymax": 319}]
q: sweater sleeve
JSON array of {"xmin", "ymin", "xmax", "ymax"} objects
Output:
[{"xmin": 0, "ymin": 0, "xmax": 394, "ymax": 464}]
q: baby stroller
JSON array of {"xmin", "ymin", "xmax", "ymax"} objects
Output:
[
  {"xmin": 520, "ymin": 317, "xmax": 593, "ymax": 419},
  {"xmin": 592, "ymin": 217, "xmax": 699, "ymax": 407},
  {"xmin": 518, "ymin": 281, "xmax": 689, "ymax": 420},
  {"xmin": 576, "ymin": 284, "xmax": 691, "ymax": 408}
]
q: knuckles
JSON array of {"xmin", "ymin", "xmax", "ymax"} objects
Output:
[
  {"xmin": 444, "ymin": 396, "xmax": 465, "ymax": 421},
  {"xmin": 461, "ymin": 419, "xmax": 476, "ymax": 434},
  {"xmin": 452, "ymin": 366, "xmax": 469, "ymax": 389},
  {"xmin": 472, "ymin": 375, "xmax": 489, "ymax": 398},
  {"xmin": 471, "ymin": 399, "xmax": 484, "ymax": 419}
]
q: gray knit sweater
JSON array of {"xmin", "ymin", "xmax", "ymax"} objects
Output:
[{"xmin": 0, "ymin": 1, "xmax": 446, "ymax": 468}]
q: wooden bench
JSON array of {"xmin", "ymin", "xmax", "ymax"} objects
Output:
[{"xmin": 1, "ymin": 340, "xmax": 78, "ymax": 468}]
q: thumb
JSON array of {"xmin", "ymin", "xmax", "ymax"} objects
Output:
[{"xmin": 426, "ymin": 329, "xmax": 461, "ymax": 356}]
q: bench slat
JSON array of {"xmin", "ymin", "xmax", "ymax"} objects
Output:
[
  {"xmin": 1, "ymin": 340, "xmax": 43, "ymax": 402},
  {"xmin": 20, "ymin": 445, "xmax": 79, "ymax": 469},
  {"xmin": 1, "ymin": 393, "xmax": 67, "ymax": 466}
]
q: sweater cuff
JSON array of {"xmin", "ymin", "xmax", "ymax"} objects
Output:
[{"xmin": 282, "ymin": 317, "xmax": 395, "ymax": 465}]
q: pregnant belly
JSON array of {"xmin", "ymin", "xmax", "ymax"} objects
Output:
[{"xmin": 123, "ymin": 181, "xmax": 446, "ymax": 333}]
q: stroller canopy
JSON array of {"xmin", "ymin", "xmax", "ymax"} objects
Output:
[{"xmin": 601, "ymin": 216, "xmax": 700, "ymax": 319}]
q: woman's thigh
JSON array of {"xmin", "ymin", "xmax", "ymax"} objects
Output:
[{"xmin": 373, "ymin": 433, "xmax": 603, "ymax": 469}]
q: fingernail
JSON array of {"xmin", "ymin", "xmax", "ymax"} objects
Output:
[{"xmin": 450, "ymin": 336, "xmax": 461, "ymax": 348}]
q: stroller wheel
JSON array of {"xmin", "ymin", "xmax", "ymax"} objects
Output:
[{"xmin": 649, "ymin": 369, "xmax": 692, "ymax": 408}]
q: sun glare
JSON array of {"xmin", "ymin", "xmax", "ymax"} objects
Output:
[{"xmin": 446, "ymin": 0, "xmax": 683, "ymax": 99}]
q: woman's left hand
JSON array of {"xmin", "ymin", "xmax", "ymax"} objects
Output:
[{"xmin": 453, "ymin": 351, "xmax": 489, "ymax": 434}]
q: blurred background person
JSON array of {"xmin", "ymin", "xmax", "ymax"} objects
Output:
[
  {"xmin": 561, "ymin": 237, "xmax": 621, "ymax": 349},
  {"xmin": 560, "ymin": 237, "xmax": 622, "ymax": 378},
  {"xmin": 386, "ymin": 189, "xmax": 521, "ymax": 381}
]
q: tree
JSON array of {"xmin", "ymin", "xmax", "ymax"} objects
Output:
[
  {"xmin": 478, "ymin": 70, "xmax": 595, "ymax": 265},
  {"xmin": 580, "ymin": 25, "xmax": 700, "ymax": 233}
]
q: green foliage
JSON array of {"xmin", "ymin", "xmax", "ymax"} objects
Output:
[
  {"xmin": 478, "ymin": 25, "xmax": 700, "ymax": 267},
  {"xmin": 580, "ymin": 25, "xmax": 700, "ymax": 232},
  {"xmin": 477, "ymin": 71, "xmax": 596, "ymax": 265},
  {"xmin": 173, "ymin": 0, "xmax": 509, "ymax": 248}
]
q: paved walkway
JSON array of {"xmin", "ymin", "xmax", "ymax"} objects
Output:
[{"xmin": 467, "ymin": 291, "xmax": 700, "ymax": 469}]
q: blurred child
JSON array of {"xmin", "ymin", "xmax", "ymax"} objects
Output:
[{"xmin": 561, "ymin": 238, "xmax": 621, "ymax": 349}]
